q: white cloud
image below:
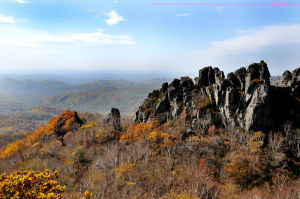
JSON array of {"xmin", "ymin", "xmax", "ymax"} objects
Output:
[
  {"xmin": 47, "ymin": 29, "xmax": 136, "ymax": 45},
  {"xmin": 105, "ymin": 10, "xmax": 125, "ymax": 26},
  {"xmin": 188, "ymin": 24, "xmax": 300, "ymax": 74},
  {"xmin": 210, "ymin": 24, "xmax": 300, "ymax": 54},
  {"xmin": 0, "ymin": 25, "xmax": 136, "ymax": 72},
  {"xmin": 14, "ymin": 0, "xmax": 27, "ymax": 3},
  {"xmin": 0, "ymin": 26, "xmax": 136, "ymax": 49},
  {"xmin": 0, "ymin": 15, "xmax": 15, "ymax": 23},
  {"xmin": 175, "ymin": 13, "xmax": 191, "ymax": 17}
]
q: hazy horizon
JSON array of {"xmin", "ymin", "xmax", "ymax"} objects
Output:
[{"xmin": 0, "ymin": 63, "xmax": 294, "ymax": 77}]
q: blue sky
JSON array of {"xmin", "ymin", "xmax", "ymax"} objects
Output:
[{"xmin": 0, "ymin": 0, "xmax": 300, "ymax": 75}]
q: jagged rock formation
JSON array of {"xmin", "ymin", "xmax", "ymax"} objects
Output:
[
  {"xmin": 104, "ymin": 108, "xmax": 122, "ymax": 131},
  {"xmin": 282, "ymin": 68, "xmax": 300, "ymax": 97},
  {"xmin": 136, "ymin": 61, "xmax": 300, "ymax": 132}
]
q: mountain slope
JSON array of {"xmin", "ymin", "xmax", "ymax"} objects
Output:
[
  {"xmin": 0, "ymin": 106, "xmax": 63, "ymax": 147},
  {"xmin": 42, "ymin": 86, "xmax": 159, "ymax": 114}
]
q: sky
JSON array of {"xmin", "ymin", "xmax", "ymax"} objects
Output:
[{"xmin": 0, "ymin": 0, "xmax": 300, "ymax": 76}]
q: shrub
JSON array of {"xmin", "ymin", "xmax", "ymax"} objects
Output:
[
  {"xmin": 115, "ymin": 163, "xmax": 136, "ymax": 181},
  {"xmin": 120, "ymin": 121, "xmax": 159, "ymax": 143},
  {"xmin": 80, "ymin": 121, "xmax": 97, "ymax": 129},
  {"xmin": 81, "ymin": 190, "xmax": 93, "ymax": 199},
  {"xmin": 159, "ymin": 192, "xmax": 197, "ymax": 199},
  {"xmin": 224, "ymin": 150, "xmax": 268, "ymax": 187},
  {"xmin": 0, "ymin": 169, "xmax": 65, "ymax": 199},
  {"xmin": 249, "ymin": 131, "xmax": 265, "ymax": 152},
  {"xmin": 251, "ymin": 79, "xmax": 264, "ymax": 84},
  {"xmin": 0, "ymin": 140, "xmax": 24, "ymax": 159},
  {"xmin": 147, "ymin": 131, "xmax": 173, "ymax": 147}
]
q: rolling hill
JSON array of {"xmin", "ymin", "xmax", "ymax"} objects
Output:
[{"xmin": 0, "ymin": 78, "xmax": 170, "ymax": 114}]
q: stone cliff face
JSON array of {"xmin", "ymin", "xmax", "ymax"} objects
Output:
[{"xmin": 136, "ymin": 61, "xmax": 300, "ymax": 132}]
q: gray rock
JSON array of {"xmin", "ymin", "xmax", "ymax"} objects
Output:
[
  {"xmin": 161, "ymin": 82, "xmax": 169, "ymax": 92},
  {"xmin": 135, "ymin": 61, "xmax": 300, "ymax": 132},
  {"xmin": 234, "ymin": 67, "xmax": 247, "ymax": 91},
  {"xmin": 155, "ymin": 97, "xmax": 170, "ymax": 115},
  {"xmin": 105, "ymin": 108, "xmax": 121, "ymax": 131},
  {"xmin": 227, "ymin": 72, "xmax": 241, "ymax": 89},
  {"xmin": 243, "ymin": 83, "xmax": 272, "ymax": 131},
  {"xmin": 198, "ymin": 66, "xmax": 224, "ymax": 87},
  {"xmin": 282, "ymin": 70, "xmax": 293, "ymax": 87},
  {"xmin": 245, "ymin": 60, "xmax": 270, "ymax": 93}
]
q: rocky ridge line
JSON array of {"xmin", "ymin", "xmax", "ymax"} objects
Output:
[{"xmin": 135, "ymin": 61, "xmax": 300, "ymax": 132}]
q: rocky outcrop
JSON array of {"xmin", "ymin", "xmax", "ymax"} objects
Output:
[
  {"xmin": 281, "ymin": 68, "xmax": 300, "ymax": 98},
  {"xmin": 105, "ymin": 108, "xmax": 122, "ymax": 131},
  {"xmin": 136, "ymin": 61, "xmax": 300, "ymax": 132}
]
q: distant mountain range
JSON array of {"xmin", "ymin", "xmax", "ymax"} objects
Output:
[{"xmin": 0, "ymin": 77, "xmax": 171, "ymax": 114}]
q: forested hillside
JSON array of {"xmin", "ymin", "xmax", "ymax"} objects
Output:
[
  {"xmin": 1, "ymin": 61, "xmax": 300, "ymax": 198},
  {"xmin": 1, "ymin": 109, "xmax": 300, "ymax": 198}
]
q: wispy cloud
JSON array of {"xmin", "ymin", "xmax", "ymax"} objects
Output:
[
  {"xmin": 209, "ymin": 24, "xmax": 300, "ymax": 54},
  {"xmin": 105, "ymin": 10, "xmax": 125, "ymax": 26},
  {"xmin": 175, "ymin": 13, "xmax": 191, "ymax": 17},
  {"xmin": 188, "ymin": 24, "xmax": 300, "ymax": 73},
  {"xmin": 46, "ymin": 29, "xmax": 136, "ymax": 46},
  {"xmin": 0, "ymin": 26, "xmax": 136, "ymax": 49},
  {"xmin": 0, "ymin": 15, "xmax": 15, "ymax": 23},
  {"xmin": 14, "ymin": 0, "xmax": 27, "ymax": 4}
]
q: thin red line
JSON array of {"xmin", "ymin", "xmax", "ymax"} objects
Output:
[{"xmin": 150, "ymin": 3, "xmax": 300, "ymax": 6}]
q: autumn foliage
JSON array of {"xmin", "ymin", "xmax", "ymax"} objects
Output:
[
  {"xmin": 119, "ymin": 121, "xmax": 173, "ymax": 147},
  {"xmin": 0, "ymin": 110, "xmax": 82, "ymax": 159},
  {"xmin": 120, "ymin": 121, "xmax": 159, "ymax": 143},
  {"xmin": 0, "ymin": 169, "xmax": 65, "ymax": 199},
  {"xmin": 1, "ymin": 110, "xmax": 300, "ymax": 198}
]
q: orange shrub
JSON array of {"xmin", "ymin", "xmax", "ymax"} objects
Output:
[
  {"xmin": 224, "ymin": 150, "xmax": 268, "ymax": 187},
  {"xmin": 147, "ymin": 131, "xmax": 173, "ymax": 147},
  {"xmin": 0, "ymin": 140, "xmax": 24, "ymax": 159},
  {"xmin": 120, "ymin": 121, "xmax": 159, "ymax": 143}
]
